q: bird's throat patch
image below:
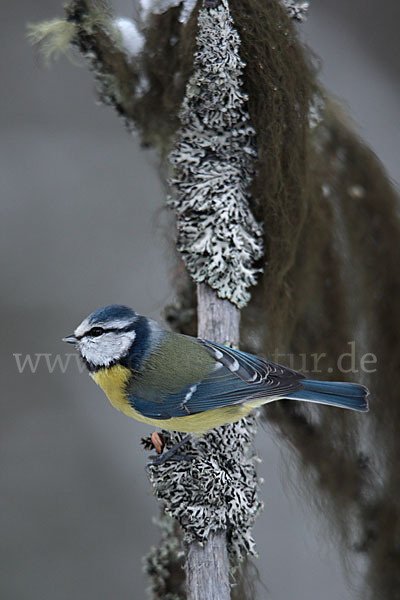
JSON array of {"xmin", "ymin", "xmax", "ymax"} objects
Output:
[{"xmin": 91, "ymin": 364, "xmax": 132, "ymax": 413}]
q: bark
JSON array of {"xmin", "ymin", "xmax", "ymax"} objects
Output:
[{"xmin": 184, "ymin": 283, "xmax": 241, "ymax": 600}]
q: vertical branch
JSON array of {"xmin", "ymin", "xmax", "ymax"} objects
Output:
[
  {"xmin": 168, "ymin": 0, "xmax": 263, "ymax": 309},
  {"xmin": 184, "ymin": 283, "xmax": 241, "ymax": 599},
  {"xmin": 197, "ymin": 283, "xmax": 240, "ymax": 345},
  {"xmin": 186, "ymin": 530, "xmax": 230, "ymax": 600},
  {"xmin": 166, "ymin": 1, "xmax": 263, "ymax": 595}
]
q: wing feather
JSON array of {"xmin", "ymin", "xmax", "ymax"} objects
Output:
[{"xmin": 127, "ymin": 337, "xmax": 304, "ymax": 420}]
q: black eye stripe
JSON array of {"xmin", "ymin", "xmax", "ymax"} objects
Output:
[{"xmin": 80, "ymin": 323, "xmax": 136, "ymax": 339}]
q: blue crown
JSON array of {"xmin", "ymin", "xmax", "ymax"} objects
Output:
[{"xmin": 89, "ymin": 305, "xmax": 136, "ymax": 324}]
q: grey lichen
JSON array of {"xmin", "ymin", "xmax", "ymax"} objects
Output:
[
  {"xmin": 146, "ymin": 416, "xmax": 263, "ymax": 565},
  {"xmin": 281, "ymin": 0, "xmax": 309, "ymax": 22},
  {"xmin": 168, "ymin": 0, "xmax": 263, "ymax": 309}
]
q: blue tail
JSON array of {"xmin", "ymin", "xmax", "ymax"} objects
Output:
[{"xmin": 288, "ymin": 380, "xmax": 369, "ymax": 412}]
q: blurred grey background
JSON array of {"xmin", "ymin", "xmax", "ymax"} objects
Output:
[{"xmin": 1, "ymin": 1, "xmax": 398, "ymax": 599}]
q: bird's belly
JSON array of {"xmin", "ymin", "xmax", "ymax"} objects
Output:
[
  {"xmin": 91, "ymin": 365, "xmax": 274, "ymax": 433},
  {"xmin": 157, "ymin": 404, "xmax": 254, "ymax": 432},
  {"xmin": 137, "ymin": 397, "xmax": 279, "ymax": 432}
]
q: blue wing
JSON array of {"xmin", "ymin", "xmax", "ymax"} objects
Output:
[{"xmin": 127, "ymin": 338, "xmax": 304, "ymax": 420}]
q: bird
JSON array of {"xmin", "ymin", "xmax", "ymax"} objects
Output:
[
  {"xmin": 63, "ymin": 304, "xmax": 369, "ymax": 433},
  {"xmin": 63, "ymin": 305, "xmax": 369, "ymax": 460}
]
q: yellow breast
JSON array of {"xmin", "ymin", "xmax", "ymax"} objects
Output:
[
  {"xmin": 91, "ymin": 364, "xmax": 133, "ymax": 414},
  {"xmin": 91, "ymin": 364, "xmax": 264, "ymax": 433},
  {"xmin": 92, "ymin": 364, "xmax": 173, "ymax": 425}
]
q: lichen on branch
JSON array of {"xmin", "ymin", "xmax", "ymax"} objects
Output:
[
  {"xmin": 281, "ymin": 0, "xmax": 309, "ymax": 22},
  {"xmin": 146, "ymin": 417, "xmax": 263, "ymax": 564},
  {"xmin": 168, "ymin": 0, "xmax": 263, "ymax": 308}
]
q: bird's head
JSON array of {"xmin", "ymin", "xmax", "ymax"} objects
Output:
[{"xmin": 63, "ymin": 305, "xmax": 139, "ymax": 371}]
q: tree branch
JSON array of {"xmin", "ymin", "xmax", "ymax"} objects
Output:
[
  {"xmin": 183, "ymin": 283, "xmax": 241, "ymax": 599},
  {"xmin": 186, "ymin": 530, "xmax": 230, "ymax": 600},
  {"xmin": 197, "ymin": 283, "xmax": 240, "ymax": 345}
]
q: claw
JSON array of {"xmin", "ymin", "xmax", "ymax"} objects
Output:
[
  {"xmin": 141, "ymin": 432, "xmax": 165, "ymax": 454},
  {"xmin": 151, "ymin": 432, "xmax": 164, "ymax": 455},
  {"xmin": 146, "ymin": 434, "xmax": 195, "ymax": 467}
]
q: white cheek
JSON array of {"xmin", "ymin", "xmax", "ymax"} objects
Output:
[{"xmin": 79, "ymin": 331, "xmax": 136, "ymax": 367}]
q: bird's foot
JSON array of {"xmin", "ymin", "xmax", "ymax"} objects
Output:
[
  {"xmin": 146, "ymin": 434, "xmax": 196, "ymax": 467},
  {"xmin": 141, "ymin": 431, "xmax": 165, "ymax": 454}
]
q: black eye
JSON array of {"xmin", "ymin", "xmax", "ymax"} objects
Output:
[{"xmin": 88, "ymin": 327, "xmax": 105, "ymax": 337}]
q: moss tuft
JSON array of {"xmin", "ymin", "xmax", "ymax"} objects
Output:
[{"xmin": 27, "ymin": 19, "xmax": 77, "ymax": 65}]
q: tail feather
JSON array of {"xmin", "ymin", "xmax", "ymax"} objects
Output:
[{"xmin": 288, "ymin": 379, "xmax": 369, "ymax": 412}]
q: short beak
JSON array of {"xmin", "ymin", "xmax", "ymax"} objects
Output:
[{"xmin": 62, "ymin": 335, "xmax": 78, "ymax": 344}]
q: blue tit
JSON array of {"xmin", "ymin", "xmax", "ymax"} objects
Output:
[
  {"xmin": 62, "ymin": 305, "xmax": 369, "ymax": 434},
  {"xmin": 63, "ymin": 305, "xmax": 368, "ymax": 433}
]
